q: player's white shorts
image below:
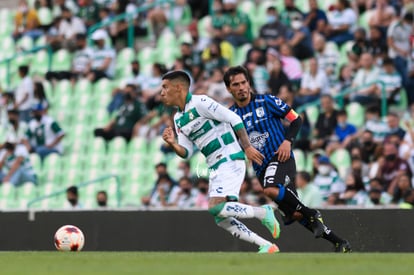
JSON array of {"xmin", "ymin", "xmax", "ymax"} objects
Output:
[{"xmin": 208, "ymin": 160, "xmax": 246, "ymax": 198}]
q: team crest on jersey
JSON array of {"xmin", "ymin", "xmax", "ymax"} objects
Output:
[
  {"xmin": 249, "ymin": 131, "xmax": 269, "ymax": 150},
  {"xmin": 256, "ymin": 107, "xmax": 265, "ymax": 117},
  {"xmin": 246, "ymin": 120, "xmax": 252, "ymax": 128}
]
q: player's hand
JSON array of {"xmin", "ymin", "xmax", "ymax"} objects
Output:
[
  {"xmin": 276, "ymin": 140, "xmax": 291, "ymax": 162},
  {"xmin": 162, "ymin": 126, "xmax": 176, "ymax": 145},
  {"xmin": 245, "ymin": 146, "xmax": 264, "ymax": 166}
]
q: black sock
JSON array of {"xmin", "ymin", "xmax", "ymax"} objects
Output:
[
  {"xmin": 275, "ymin": 185, "xmax": 317, "ymax": 219},
  {"xmin": 299, "ymin": 219, "xmax": 345, "ymax": 245}
]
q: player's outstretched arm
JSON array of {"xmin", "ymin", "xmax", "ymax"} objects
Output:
[
  {"xmin": 235, "ymin": 127, "xmax": 264, "ymax": 166},
  {"xmin": 162, "ymin": 126, "xmax": 188, "ymax": 158}
]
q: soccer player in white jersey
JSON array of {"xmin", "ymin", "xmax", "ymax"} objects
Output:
[{"xmin": 161, "ymin": 70, "xmax": 280, "ymax": 253}]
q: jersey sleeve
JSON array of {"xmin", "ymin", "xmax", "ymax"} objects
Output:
[
  {"xmin": 265, "ymin": 95, "xmax": 291, "ymax": 117},
  {"xmin": 195, "ymin": 95, "xmax": 244, "ymax": 131},
  {"xmin": 174, "ymin": 117, "xmax": 194, "ymax": 159},
  {"xmin": 51, "ymin": 121, "xmax": 64, "ymax": 135}
]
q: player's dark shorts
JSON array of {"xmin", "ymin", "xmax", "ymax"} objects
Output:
[
  {"xmin": 258, "ymin": 154, "xmax": 298, "ymax": 225},
  {"xmin": 258, "ymin": 154, "xmax": 297, "ymax": 190}
]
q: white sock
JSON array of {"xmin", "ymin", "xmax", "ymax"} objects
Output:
[
  {"xmin": 218, "ymin": 202, "xmax": 266, "ymax": 220},
  {"xmin": 217, "ymin": 217, "xmax": 272, "ymax": 247}
]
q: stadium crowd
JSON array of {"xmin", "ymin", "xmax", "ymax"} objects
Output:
[{"xmin": 0, "ymin": 0, "xmax": 414, "ymax": 210}]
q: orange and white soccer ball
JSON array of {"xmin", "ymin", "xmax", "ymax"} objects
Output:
[{"xmin": 54, "ymin": 225, "xmax": 85, "ymax": 251}]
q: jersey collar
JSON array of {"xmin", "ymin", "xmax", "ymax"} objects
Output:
[{"xmin": 179, "ymin": 92, "xmax": 192, "ymax": 112}]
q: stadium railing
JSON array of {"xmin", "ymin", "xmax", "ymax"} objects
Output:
[
  {"xmin": 87, "ymin": 0, "xmax": 176, "ymax": 48},
  {"xmin": 0, "ymin": 44, "xmax": 52, "ymax": 90},
  {"xmin": 296, "ymin": 81, "xmax": 389, "ymax": 118},
  {"xmin": 26, "ymin": 174, "xmax": 122, "ymax": 209}
]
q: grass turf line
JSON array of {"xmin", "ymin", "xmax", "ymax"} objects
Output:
[{"xmin": 0, "ymin": 252, "xmax": 413, "ymax": 275}]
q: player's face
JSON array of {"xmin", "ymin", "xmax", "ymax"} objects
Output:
[
  {"xmin": 227, "ymin": 73, "xmax": 251, "ymax": 104},
  {"xmin": 160, "ymin": 79, "xmax": 179, "ymax": 107}
]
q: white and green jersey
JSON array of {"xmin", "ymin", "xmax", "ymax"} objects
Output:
[
  {"xmin": 0, "ymin": 145, "xmax": 35, "ymax": 175},
  {"xmin": 26, "ymin": 115, "xmax": 65, "ymax": 154},
  {"xmin": 174, "ymin": 93, "xmax": 245, "ymax": 170}
]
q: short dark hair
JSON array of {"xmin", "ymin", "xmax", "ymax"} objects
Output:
[
  {"xmin": 162, "ymin": 70, "xmax": 191, "ymax": 87},
  {"xmin": 382, "ymin": 57, "xmax": 394, "ymax": 66},
  {"xmin": 155, "ymin": 162, "xmax": 167, "ymax": 169},
  {"xmin": 297, "ymin": 171, "xmax": 311, "ymax": 182},
  {"xmin": 18, "ymin": 65, "xmax": 29, "ymax": 75},
  {"xmin": 66, "ymin": 186, "xmax": 78, "ymax": 196},
  {"xmin": 7, "ymin": 109, "xmax": 19, "ymax": 115},
  {"xmin": 223, "ymin": 66, "xmax": 250, "ymax": 87},
  {"xmin": 76, "ymin": 33, "xmax": 87, "ymax": 40},
  {"xmin": 337, "ymin": 109, "xmax": 347, "ymax": 116}
]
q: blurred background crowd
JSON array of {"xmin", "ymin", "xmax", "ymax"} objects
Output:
[{"xmin": 0, "ymin": 0, "xmax": 413, "ymax": 210}]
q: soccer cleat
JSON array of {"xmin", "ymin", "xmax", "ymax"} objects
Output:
[
  {"xmin": 335, "ymin": 240, "xmax": 352, "ymax": 253},
  {"xmin": 258, "ymin": 244, "xmax": 280, "ymax": 254},
  {"xmin": 309, "ymin": 210, "xmax": 325, "ymax": 238},
  {"xmin": 261, "ymin": 205, "xmax": 281, "ymax": 239}
]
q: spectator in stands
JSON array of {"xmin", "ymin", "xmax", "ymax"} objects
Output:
[
  {"xmin": 194, "ymin": 177, "xmax": 209, "ymax": 209},
  {"xmin": 378, "ymin": 57, "xmax": 402, "ymax": 106},
  {"xmin": 187, "ymin": 20, "xmax": 210, "ymax": 55},
  {"xmin": 86, "ymin": 29, "xmax": 116, "ymax": 82},
  {"xmin": 362, "ymin": 105, "xmax": 389, "ymax": 143},
  {"xmin": 311, "ymin": 95, "xmax": 338, "ymax": 150},
  {"xmin": 304, "ymin": 0, "xmax": 328, "ymax": 33},
  {"xmin": 351, "ymin": 130, "xmax": 380, "ymax": 165},
  {"xmin": 391, "ymin": 172, "xmax": 414, "ymax": 205},
  {"xmin": 387, "ymin": 12, "xmax": 413, "ymax": 93},
  {"xmin": 338, "ymin": 173, "xmax": 368, "ymax": 206},
  {"xmin": 385, "ymin": 112, "xmax": 406, "ymax": 140},
  {"xmin": 77, "ymin": 0, "xmax": 100, "ymax": 28},
  {"xmin": 180, "ymin": 42, "xmax": 203, "ymax": 81},
  {"xmin": 350, "ymin": 52, "xmax": 381, "ymax": 106},
  {"xmin": 348, "ymin": 28, "xmax": 370, "ymax": 66},
  {"xmin": 377, "ymin": 142, "xmax": 413, "ymax": 194},
  {"xmin": 202, "ymin": 40, "xmax": 229, "ymax": 80},
  {"xmin": 218, "ymin": 0, "xmax": 252, "ymax": 47},
  {"xmin": 367, "ymin": 26, "xmax": 388, "ymax": 64},
  {"xmin": 15, "ymin": 65, "xmax": 35, "ymax": 123},
  {"xmin": 53, "ymin": 7, "xmax": 86, "ymax": 51},
  {"xmin": 94, "ymin": 84, "xmax": 147, "ymax": 142},
  {"xmin": 326, "ymin": 109, "xmax": 358, "ymax": 155},
  {"xmin": 279, "ymin": 0, "xmax": 304, "ymax": 26},
  {"xmin": 312, "ymin": 33, "xmax": 339, "ymax": 89},
  {"xmin": 278, "ymin": 44, "xmax": 303, "ymax": 90},
  {"xmin": 143, "ymin": 174, "xmax": 180, "ymax": 208},
  {"xmin": 259, "ymin": 6, "xmax": 291, "ymax": 49},
  {"xmin": 245, "ymin": 49, "xmax": 269, "ymax": 94},
  {"xmin": 96, "ymin": 190, "xmax": 108, "ymax": 208},
  {"xmin": 400, "ymin": 114, "xmax": 414, "ymax": 173},
  {"xmin": 24, "ymin": 103, "xmax": 65, "ymax": 160},
  {"xmin": 108, "ymin": 81, "xmax": 142, "ymax": 115},
  {"xmin": 141, "ymin": 63, "xmax": 166, "ymax": 103},
  {"xmin": 333, "ymin": 64, "xmax": 353, "ymax": 94},
  {"xmin": 296, "ymin": 171, "xmax": 323, "ymax": 208},
  {"xmin": 288, "ymin": 14, "xmax": 314, "ymax": 61},
  {"xmin": 65, "ymin": 185, "xmax": 82, "ymax": 209},
  {"xmin": 176, "ymin": 160, "xmax": 195, "ymax": 183},
  {"xmin": 267, "ymin": 54, "xmax": 291, "ymax": 97},
  {"xmin": 33, "ymin": 82, "xmax": 49, "ymax": 110},
  {"xmin": 204, "ymin": 68, "xmax": 232, "ymax": 106},
  {"xmin": 0, "ymin": 134, "xmax": 37, "ymax": 186},
  {"xmin": 367, "ymin": 177, "xmax": 392, "ymax": 206},
  {"xmin": 348, "ymin": 154, "xmax": 370, "ymax": 181},
  {"xmin": 45, "ymin": 33, "xmax": 93, "ymax": 84},
  {"xmin": 368, "ymin": 0, "xmax": 396, "ymax": 33},
  {"xmin": 313, "ymin": 156, "xmax": 346, "ymax": 205},
  {"xmin": 295, "ymin": 58, "xmax": 329, "ymax": 106},
  {"xmin": 13, "ymin": 0, "xmax": 43, "ymax": 41},
  {"xmin": 325, "ymin": 0, "xmax": 357, "ymax": 46},
  {"xmin": 168, "ymin": 177, "xmax": 198, "ymax": 208},
  {"xmin": 4, "ymin": 109, "xmax": 27, "ymax": 144}
]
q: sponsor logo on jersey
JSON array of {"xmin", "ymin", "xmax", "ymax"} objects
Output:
[
  {"xmin": 242, "ymin": 112, "xmax": 252, "ymax": 120},
  {"xmin": 249, "ymin": 131, "xmax": 269, "ymax": 150},
  {"xmin": 256, "ymin": 107, "xmax": 265, "ymax": 117}
]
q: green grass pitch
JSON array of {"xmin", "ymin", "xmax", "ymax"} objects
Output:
[{"xmin": 1, "ymin": 252, "xmax": 414, "ymax": 275}]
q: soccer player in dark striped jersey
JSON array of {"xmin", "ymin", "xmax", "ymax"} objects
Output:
[{"xmin": 225, "ymin": 66, "xmax": 351, "ymax": 252}]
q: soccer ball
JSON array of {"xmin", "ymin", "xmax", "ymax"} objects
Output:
[{"xmin": 54, "ymin": 225, "xmax": 85, "ymax": 251}]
